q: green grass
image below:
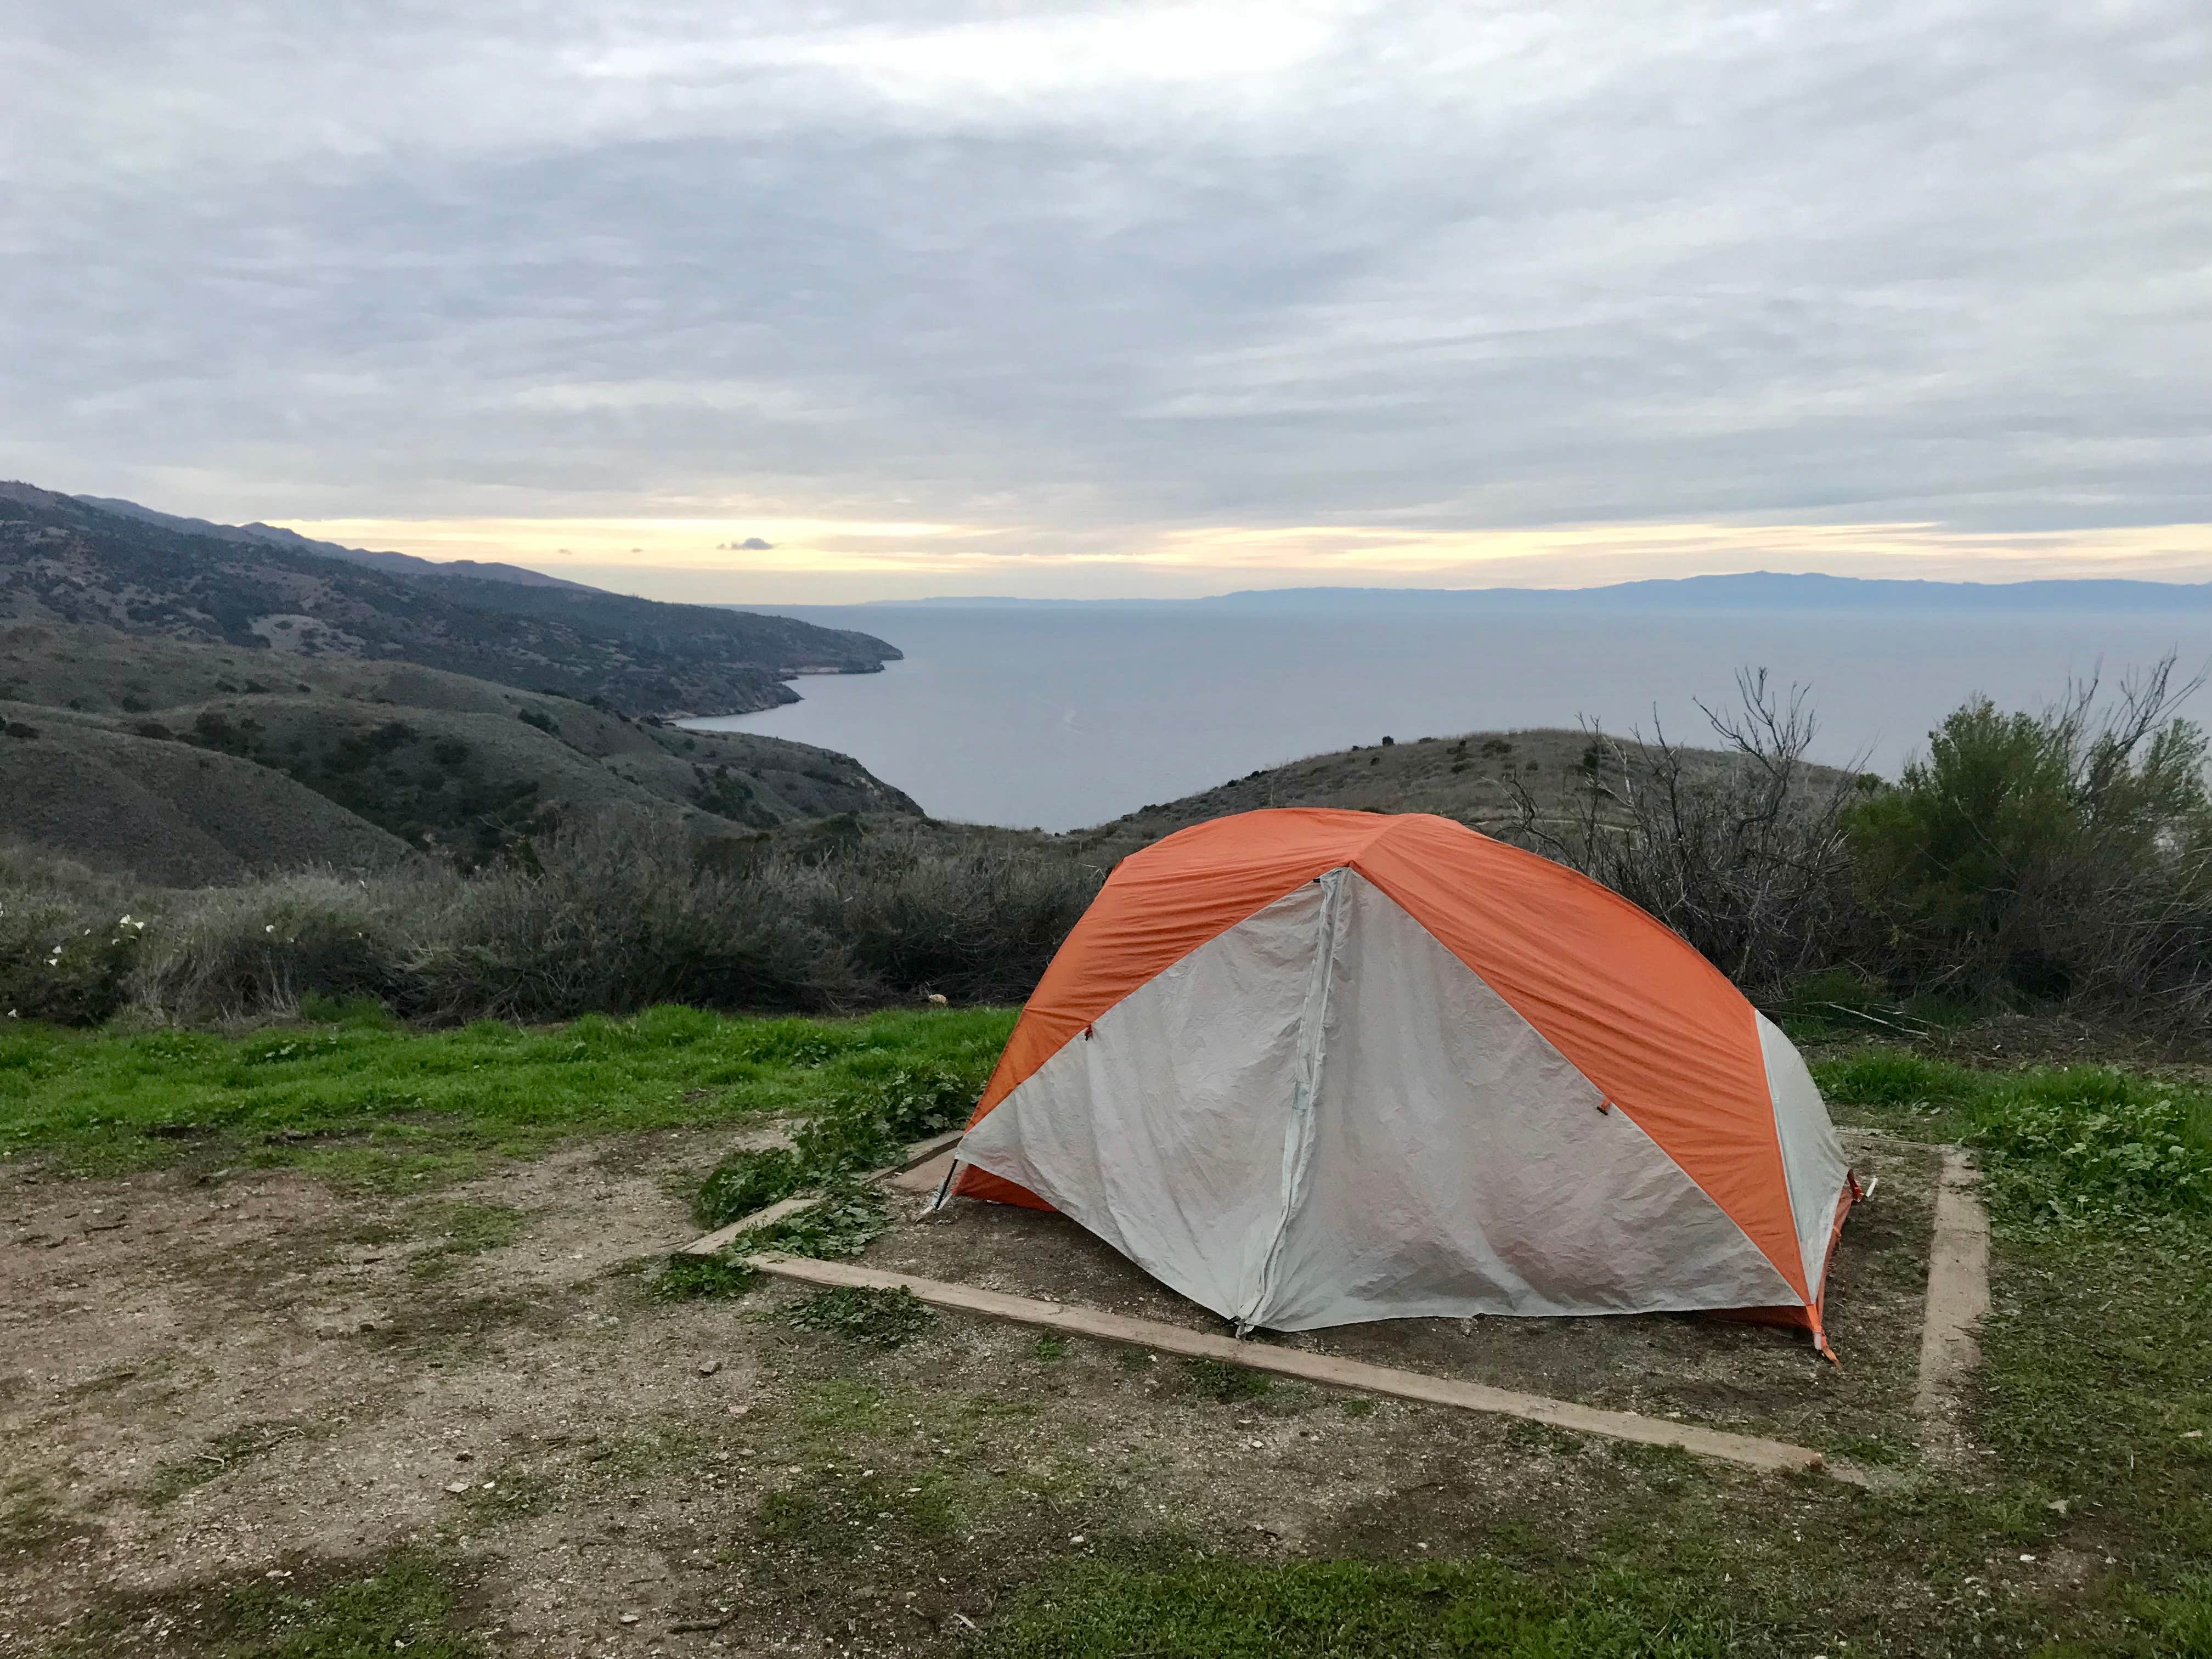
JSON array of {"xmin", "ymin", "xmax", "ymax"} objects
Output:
[
  {"xmin": 213, "ymin": 1551, "xmax": 480, "ymax": 1659},
  {"xmin": 1813, "ymin": 1052, "xmax": 2212, "ymax": 1226},
  {"xmin": 1179, "ymin": 1356, "xmax": 1273, "ymax": 1404},
  {"xmin": 0, "ymin": 1003, "xmax": 1014, "ymax": 1186},
  {"xmin": 53, "ymin": 1550, "xmax": 479, "ymax": 1659},
  {"xmin": 405, "ymin": 1201, "xmax": 528, "ymax": 1277},
  {"xmin": 976, "ymin": 1557, "xmax": 1736, "ymax": 1657}
]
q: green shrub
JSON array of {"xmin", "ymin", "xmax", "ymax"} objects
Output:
[
  {"xmin": 650, "ymin": 1254, "xmax": 760, "ymax": 1301},
  {"xmin": 693, "ymin": 1146, "xmax": 806, "ymax": 1230},
  {"xmin": 1847, "ymin": 667, "xmax": 2212, "ymax": 1011},
  {"xmin": 693, "ymin": 1061, "xmax": 986, "ymax": 1229},
  {"xmin": 782, "ymin": 1285, "xmax": 936, "ymax": 1347},
  {"xmin": 743, "ymin": 1184, "xmax": 895, "ymax": 1260}
]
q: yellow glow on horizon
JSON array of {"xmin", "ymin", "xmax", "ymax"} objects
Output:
[{"xmin": 268, "ymin": 514, "xmax": 2212, "ymax": 597}]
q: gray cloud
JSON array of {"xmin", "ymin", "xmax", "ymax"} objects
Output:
[{"xmin": 4, "ymin": 1, "xmax": 2208, "ymax": 554}]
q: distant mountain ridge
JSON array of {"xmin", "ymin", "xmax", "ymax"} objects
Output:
[
  {"xmin": 74, "ymin": 494, "xmax": 595, "ymax": 590},
  {"xmin": 842, "ymin": 571, "xmax": 2212, "ymax": 613},
  {"xmin": 1, "ymin": 482, "xmax": 900, "ymax": 718}
]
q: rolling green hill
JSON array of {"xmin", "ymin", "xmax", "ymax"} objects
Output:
[{"xmin": 0, "ymin": 623, "xmax": 920, "ymax": 882}]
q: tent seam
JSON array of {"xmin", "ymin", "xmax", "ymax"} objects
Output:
[
  {"xmin": 1240, "ymin": 869, "xmax": 1345, "ymax": 1329},
  {"xmin": 1361, "ymin": 877, "xmax": 1812, "ymax": 1312}
]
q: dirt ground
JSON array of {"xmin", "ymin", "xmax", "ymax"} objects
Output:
[{"xmin": 1, "ymin": 1127, "xmax": 1946, "ymax": 1657}]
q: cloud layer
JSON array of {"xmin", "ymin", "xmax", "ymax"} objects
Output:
[{"xmin": 6, "ymin": 1, "xmax": 2209, "ymax": 593}]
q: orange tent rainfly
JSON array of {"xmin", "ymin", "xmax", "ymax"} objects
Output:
[{"xmin": 944, "ymin": 809, "xmax": 1857, "ymax": 1351}]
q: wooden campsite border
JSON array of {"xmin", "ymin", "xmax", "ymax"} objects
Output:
[{"xmin": 673, "ymin": 1132, "xmax": 1863, "ymax": 1484}]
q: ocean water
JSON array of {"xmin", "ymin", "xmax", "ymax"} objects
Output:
[{"xmin": 684, "ymin": 605, "xmax": 2210, "ymax": 831}]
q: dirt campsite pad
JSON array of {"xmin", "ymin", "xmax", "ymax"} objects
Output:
[{"xmin": 0, "ymin": 1118, "xmax": 1974, "ymax": 1658}]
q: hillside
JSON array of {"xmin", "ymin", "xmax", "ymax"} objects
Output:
[
  {"xmin": 73, "ymin": 495, "xmax": 594, "ymax": 589},
  {"xmin": 0, "ymin": 483, "xmax": 898, "ymax": 718},
  {"xmin": 1065, "ymin": 724, "xmax": 1842, "ymax": 857},
  {"xmin": 0, "ymin": 703, "xmax": 413, "ymax": 885},
  {"xmin": 0, "ymin": 623, "xmax": 920, "ymax": 882}
]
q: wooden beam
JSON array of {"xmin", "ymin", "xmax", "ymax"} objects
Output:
[
  {"xmin": 889, "ymin": 1130, "xmax": 964, "ymax": 1173},
  {"xmin": 1915, "ymin": 1151, "xmax": 1991, "ymax": 1424},
  {"xmin": 749, "ymin": 1253, "xmax": 1846, "ymax": 1480},
  {"xmin": 678, "ymin": 1193, "xmax": 823, "ymax": 1257}
]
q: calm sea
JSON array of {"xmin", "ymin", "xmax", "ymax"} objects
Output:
[{"xmin": 684, "ymin": 606, "xmax": 2210, "ymax": 831}]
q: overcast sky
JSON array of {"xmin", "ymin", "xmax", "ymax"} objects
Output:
[{"xmin": 6, "ymin": 1, "xmax": 2209, "ymax": 599}]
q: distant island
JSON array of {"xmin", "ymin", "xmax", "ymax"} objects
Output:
[{"xmin": 825, "ymin": 571, "xmax": 2212, "ymax": 614}]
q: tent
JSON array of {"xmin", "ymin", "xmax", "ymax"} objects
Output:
[{"xmin": 944, "ymin": 808, "xmax": 1857, "ymax": 1350}]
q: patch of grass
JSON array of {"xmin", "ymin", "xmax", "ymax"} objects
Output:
[
  {"xmin": 0, "ymin": 1003, "xmax": 1014, "ymax": 1183},
  {"xmin": 405, "ymin": 1201, "xmax": 527, "ymax": 1278},
  {"xmin": 1032, "ymin": 1334, "xmax": 1070, "ymax": 1363},
  {"xmin": 758, "ymin": 1465, "xmax": 959, "ymax": 1560},
  {"xmin": 217, "ymin": 1550, "xmax": 481, "ymax": 1658},
  {"xmin": 1814, "ymin": 1051, "xmax": 2212, "ymax": 1226},
  {"xmin": 1973, "ymin": 1223, "xmax": 2212, "ymax": 1610},
  {"xmin": 454, "ymin": 1466, "xmax": 560, "ymax": 1528},
  {"xmin": 590, "ymin": 1421, "xmax": 710, "ymax": 1486},
  {"xmin": 53, "ymin": 1550, "xmax": 482, "ymax": 1659},
  {"xmin": 1811, "ymin": 1047, "xmax": 1983, "ymax": 1120},
  {"xmin": 0, "ymin": 1472, "xmax": 61, "ymax": 1555},
  {"xmin": 782, "ymin": 1285, "xmax": 938, "ymax": 1349},
  {"xmin": 145, "ymin": 1421, "xmax": 309, "ymax": 1507},
  {"xmin": 650, "ymin": 1252, "xmax": 761, "ymax": 1301},
  {"xmin": 1179, "ymin": 1356, "xmax": 1272, "ymax": 1404},
  {"xmin": 975, "ymin": 1556, "xmax": 1736, "ymax": 1658}
]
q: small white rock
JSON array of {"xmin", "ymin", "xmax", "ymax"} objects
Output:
[{"xmin": 698, "ymin": 1358, "xmax": 721, "ymax": 1376}]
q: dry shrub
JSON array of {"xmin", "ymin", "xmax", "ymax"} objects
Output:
[
  {"xmin": 129, "ymin": 871, "xmax": 431, "ymax": 1024},
  {"xmin": 104, "ymin": 808, "xmax": 1103, "ymax": 1026},
  {"xmin": 409, "ymin": 809, "xmax": 864, "ymax": 1020},
  {"xmin": 0, "ymin": 842, "xmax": 146, "ymax": 1023},
  {"xmin": 1503, "ymin": 671, "xmax": 1867, "ymax": 998}
]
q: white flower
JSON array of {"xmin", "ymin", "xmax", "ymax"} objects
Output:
[{"xmin": 265, "ymin": 924, "xmax": 276, "ymax": 933}]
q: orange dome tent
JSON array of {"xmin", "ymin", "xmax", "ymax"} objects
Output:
[{"xmin": 944, "ymin": 809, "xmax": 1857, "ymax": 1348}]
